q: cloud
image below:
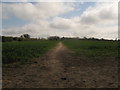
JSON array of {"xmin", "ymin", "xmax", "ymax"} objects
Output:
[
  {"xmin": 2, "ymin": 2, "xmax": 118, "ymax": 39},
  {"xmin": 50, "ymin": 17, "xmax": 73, "ymax": 29},
  {"xmin": 2, "ymin": 2, "xmax": 74, "ymax": 20},
  {"xmin": 79, "ymin": 2, "xmax": 118, "ymax": 25}
]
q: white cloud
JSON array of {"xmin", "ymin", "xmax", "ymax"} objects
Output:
[
  {"xmin": 80, "ymin": 2, "xmax": 118, "ymax": 25},
  {"xmin": 50, "ymin": 17, "xmax": 73, "ymax": 29},
  {"xmin": 2, "ymin": 2, "xmax": 74, "ymax": 20},
  {"xmin": 2, "ymin": 2, "xmax": 118, "ymax": 39}
]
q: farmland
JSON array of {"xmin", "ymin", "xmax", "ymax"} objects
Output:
[
  {"xmin": 63, "ymin": 40, "xmax": 119, "ymax": 57},
  {"xmin": 2, "ymin": 40, "xmax": 58, "ymax": 64},
  {"xmin": 2, "ymin": 39, "xmax": 119, "ymax": 88},
  {"xmin": 2, "ymin": 40, "xmax": 119, "ymax": 65}
]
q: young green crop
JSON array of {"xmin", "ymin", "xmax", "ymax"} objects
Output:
[
  {"xmin": 2, "ymin": 40, "xmax": 58, "ymax": 64},
  {"xmin": 63, "ymin": 40, "xmax": 118, "ymax": 57}
]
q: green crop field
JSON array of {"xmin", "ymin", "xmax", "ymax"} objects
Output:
[
  {"xmin": 63, "ymin": 40, "xmax": 119, "ymax": 57},
  {"xmin": 2, "ymin": 40, "xmax": 58, "ymax": 64},
  {"xmin": 2, "ymin": 40, "xmax": 119, "ymax": 65}
]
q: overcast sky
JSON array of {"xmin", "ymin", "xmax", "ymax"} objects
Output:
[{"xmin": 1, "ymin": 1, "xmax": 118, "ymax": 39}]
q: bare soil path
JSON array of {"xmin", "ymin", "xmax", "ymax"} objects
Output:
[
  {"xmin": 3, "ymin": 42, "xmax": 68, "ymax": 88},
  {"xmin": 3, "ymin": 42, "xmax": 118, "ymax": 88}
]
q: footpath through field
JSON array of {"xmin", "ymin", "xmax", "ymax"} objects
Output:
[
  {"xmin": 3, "ymin": 42, "xmax": 69, "ymax": 88},
  {"xmin": 3, "ymin": 42, "xmax": 118, "ymax": 88}
]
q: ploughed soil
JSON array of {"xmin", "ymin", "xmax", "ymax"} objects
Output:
[{"xmin": 2, "ymin": 42, "xmax": 118, "ymax": 88}]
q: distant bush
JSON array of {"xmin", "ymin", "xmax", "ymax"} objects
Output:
[
  {"xmin": 48, "ymin": 36, "xmax": 60, "ymax": 40},
  {"xmin": 2, "ymin": 35, "xmax": 39, "ymax": 42},
  {"xmin": 2, "ymin": 36, "xmax": 13, "ymax": 42},
  {"xmin": 20, "ymin": 34, "xmax": 30, "ymax": 39}
]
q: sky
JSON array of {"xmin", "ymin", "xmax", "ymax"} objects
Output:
[{"xmin": 1, "ymin": 1, "xmax": 118, "ymax": 39}]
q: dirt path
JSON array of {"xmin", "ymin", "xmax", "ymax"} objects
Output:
[
  {"xmin": 2, "ymin": 42, "xmax": 118, "ymax": 88},
  {"xmin": 3, "ymin": 42, "xmax": 68, "ymax": 88}
]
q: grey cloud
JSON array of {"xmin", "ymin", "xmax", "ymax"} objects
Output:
[
  {"xmin": 49, "ymin": 17, "xmax": 73, "ymax": 29},
  {"xmin": 50, "ymin": 22, "xmax": 71, "ymax": 30},
  {"xmin": 80, "ymin": 16, "xmax": 98, "ymax": 24}
]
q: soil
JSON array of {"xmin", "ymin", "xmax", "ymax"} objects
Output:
[{"xmin": 2, "ymin": 42, "xmax": 118, "ymax": 88}]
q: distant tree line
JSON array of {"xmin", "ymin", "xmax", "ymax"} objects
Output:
[
  {"xmin": 1, "ymin": 34, "xmax": 119, "ymax": 42},
  {"xmin": 48, "ymin": 36, "xmax": 118, "ymax": 41},
  {"xmin": 1, "ymin": 34, "xmax": 38, "ymax": 42},
  {"xmin": 48, "ymin": 36, "xmax": 60, "ymax": 40}
]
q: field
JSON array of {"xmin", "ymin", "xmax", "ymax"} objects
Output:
[
  {"xmin": 2, "ymin": 40, "xmax": 119, "ymax": 88},
  {"xmin": 2, "ymin": 40, "xmax": 58, "ymax": 64},
  {"xmin": 62, "ymin": 40, "xmax": 119, "ymax": 57}
]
